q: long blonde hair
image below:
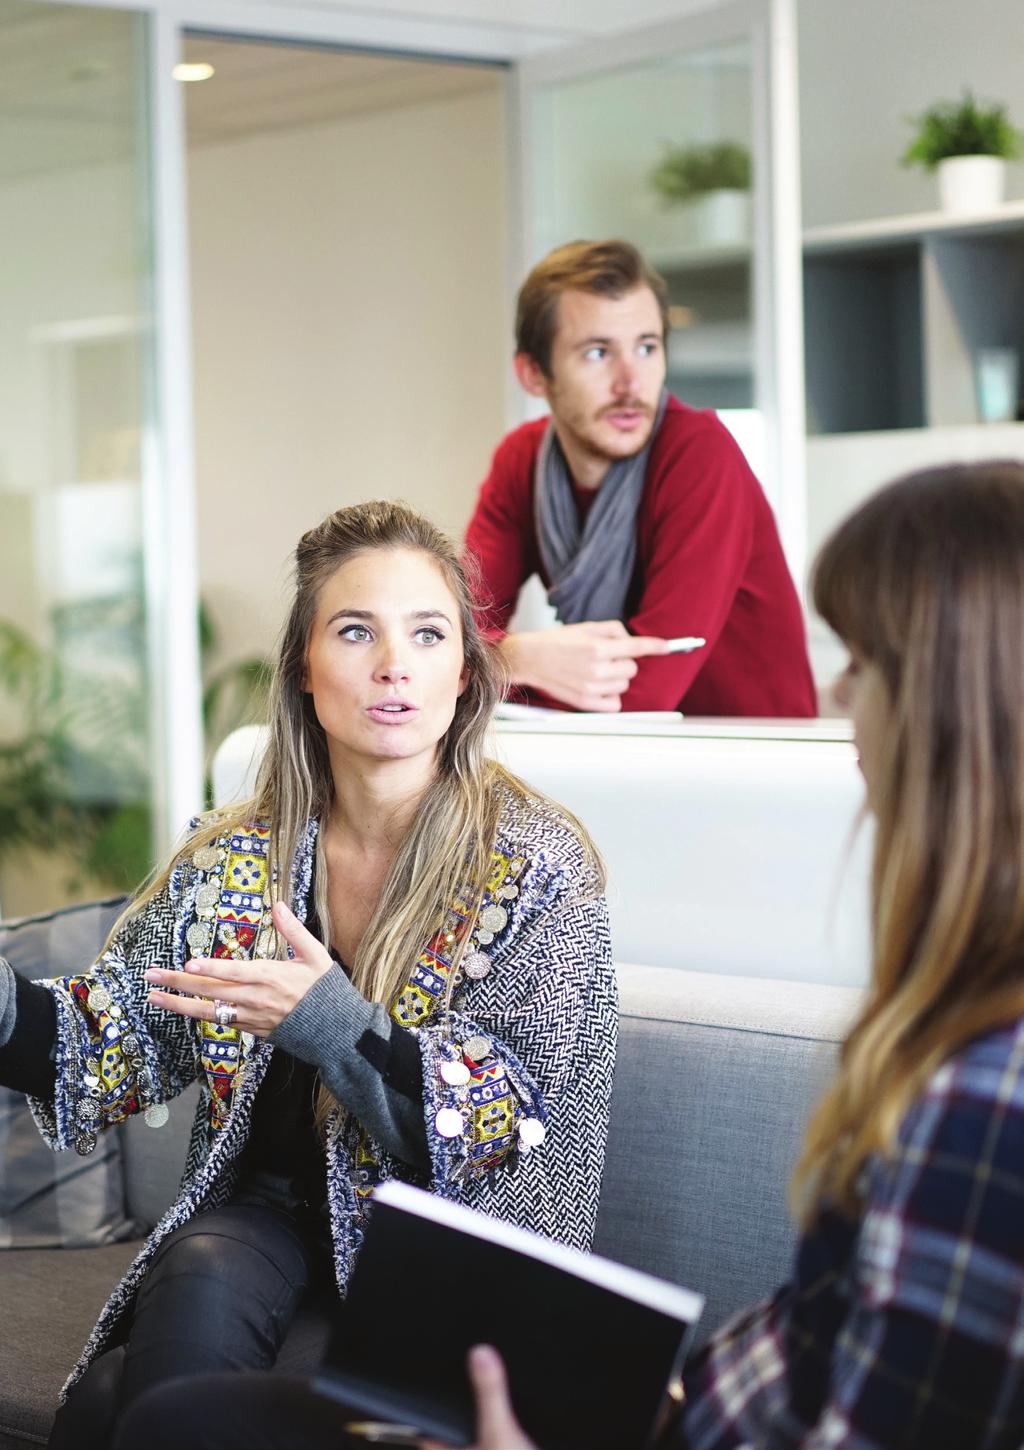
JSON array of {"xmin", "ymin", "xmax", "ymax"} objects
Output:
[
  {"xmin": 792, "ymin": 461, "xmax": 1024, "ymax": 1224},
  {"xmin": 123, "ymin": 500, "xmax": 601, "ymax": 1128}
]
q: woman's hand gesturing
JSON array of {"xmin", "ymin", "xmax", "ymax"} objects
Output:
[{"xmin": 145, "ymin": 900, "xmax": 332, "ymax": 1037}]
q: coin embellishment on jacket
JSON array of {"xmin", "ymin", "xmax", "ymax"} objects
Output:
[
  {"xmin": 463, "ymin": 1035, "xmax": 491, "ymax": 1062},
  {"xmin": 479, "ymin": 904, "xmax": 508, "ymax": 934},
  {"xmin": 461, "ymin": 951, "xmax": 491, "ymax": 981},
  {"xmin": 187, "ymin": 923, "xmax": 213, "ymax": 954}
]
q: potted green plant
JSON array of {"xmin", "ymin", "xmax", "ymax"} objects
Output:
[
  {"xmin": 0, "ymin": 613, "xmax": 151, "ymax": 898},
  {"xmin": 0, "ymin": 600, "xmax": 267, "ymax": 910},
  {"xmin": 902, "ymin": 91, "xmax": 1022, "ymax": 214},
  {"xmin": 649, "ymin": 141, "xmax": 752, "ymax": 245}
]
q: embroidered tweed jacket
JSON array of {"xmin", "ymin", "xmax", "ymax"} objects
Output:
[{"xmin": 28, "ymin": 787, "xmax": 616, "ymax": 1400}]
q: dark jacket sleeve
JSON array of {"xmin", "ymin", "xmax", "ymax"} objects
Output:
[{"xmin": 0, "ymin": 959, "xmax": 58, "ymax": 1098}]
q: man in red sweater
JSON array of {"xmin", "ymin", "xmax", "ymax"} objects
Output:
[{"xmin": 465, "ymin": 240, "xmax": 816, "ymax": 716}]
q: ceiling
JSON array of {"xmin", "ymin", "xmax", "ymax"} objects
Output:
[
  {"xmin": 201, "ymin": 0, "xmax": 699, "ymax": 42},
  {"xmin": 182, "ymin": 35, "xmax": 501, "ymax": 148},
  {"xmin": 0, "ymin": 0, "xmax": 719, "ymax": 183},
  {"xmin": 0, "ymin": 5, "xmax": 505, "ymax": 183},
  {"xmin": 0, "ymin": 5, "xmax": 139, "ymax": 183}
]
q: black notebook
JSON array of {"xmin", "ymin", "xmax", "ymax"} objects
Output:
[{"xmin": 314, "ymin": 1180, "xmax": 703, "ymax": 1450}]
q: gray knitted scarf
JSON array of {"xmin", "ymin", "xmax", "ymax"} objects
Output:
[{"xmin": 534, "ymin": 391, "xmax": 668, "ymax": 624}]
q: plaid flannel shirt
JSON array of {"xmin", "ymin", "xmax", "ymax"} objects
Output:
[{"xmin": 682, "ymin": 1018, "xmax": 1024, "ymax": 1449}]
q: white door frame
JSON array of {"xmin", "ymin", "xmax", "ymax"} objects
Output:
[
  {"xmin": 142, "ymin": 11, "xmax": 205, "ymax": 851},
  {"xmin": 30, "ymin": 0, "xmax": 564, "ymax": 59}
]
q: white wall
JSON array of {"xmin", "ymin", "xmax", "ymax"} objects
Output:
[
  {"xmin": 798, "ymin": 0, "xmax": 1024, "ymax": 228},
  {"xmin": 188, "ymin": 81, "xmax": 509, "ymax": 671},
  {"xmin": 806, "ymin": 422, "xmax": 1024, "ymax": 691}
]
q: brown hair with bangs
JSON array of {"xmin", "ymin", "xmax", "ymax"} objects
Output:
[
  {"xmin": 515, "ymin": 239, "xmax": 669, "ymax": 377},
  {"xmin": 792, "ymin": 460, "xmax": 1024, "ymax": 1224}
]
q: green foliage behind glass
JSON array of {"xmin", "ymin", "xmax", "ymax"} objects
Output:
[
  {"xmin": 649, "ymin": 141, "xmax": 752, "ymax": 206},
  {"xmin": 0, "ymin": 615, "xmax": 149, "ymax": 894},
  {"xmin": 0, "ymin": 600, "xmax": 269, "ymax": 897},
  {"xmin": 902, "ymin": 91, "xmax": 1023, "ymax": 170}
]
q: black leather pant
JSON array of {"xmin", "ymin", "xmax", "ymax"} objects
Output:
[
  {"xmin": 109, "ymin": 1365, "xmax": 692, "ymax": 1450},
  {"xmin": 47, "ymin": 1202, "xmax": 330, "ymax": 1450},
  {"xmin": 113, "ymin": 1373, "xmax": 366, "ymax": 1450}
]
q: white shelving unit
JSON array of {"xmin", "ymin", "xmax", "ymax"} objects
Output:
[
  {"xmin": 655, "ymin": 202, "xmax": 1024, "ymax": 435},
  {"xmin": 642, "ymin": 204, "xmax": 1024, "ymax": 708},
  {"xmin": 803, "ymin": 202, "xmax": 1024, "ymax": 435},
  {"xmin": 629, "ymin": 206, "xmax": 1024, "ymax": 643},
  {"xmin": 803, "ymin": 199, "xmax": 1024, "ymax": 251},
  {"xmin": 799, "ymin": 202, "xmax": 1024, "ymax": 691}
]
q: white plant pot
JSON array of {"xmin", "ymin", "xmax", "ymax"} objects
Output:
[
  {"xmin": 937, "ymin": 154, "xmax": 1006, "ymax": 215},
  {"xmin": 691, "ymin": 189, "xmax": 751, "ymax": 246}
]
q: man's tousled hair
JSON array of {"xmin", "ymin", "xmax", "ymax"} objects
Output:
[{"xmin": 515, "ymin": 239, "xmax": 669, "ymax": 377}]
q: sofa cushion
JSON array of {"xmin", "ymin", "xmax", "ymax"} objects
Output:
[
  {"xmin": 0, "ymin": 898, "xmax": 126, "ymax": 980},
  {"xmin": 594, "ymin": 965, "xmax": 861, "ymax": 1346},
  {"xmin": 0, "ymin": 899, "xmax": 137, "ymax": 1249},
  {"xmin": 0, "ymin": 1239, "xmax": 139, "ymax": 1448},
  {"xmin": 0, "ymin": 1243, "xmax": 333, "ymax": 1450}
]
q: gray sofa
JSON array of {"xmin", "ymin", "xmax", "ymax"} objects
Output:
[{"xmin": 0, "ymin": 901, "xmax": 858, "ymax": 1449}]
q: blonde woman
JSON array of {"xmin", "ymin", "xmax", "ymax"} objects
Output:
[
  {"xmin": 328, "ymin": 459, "xmax": 1024, "ymax": 1450},
  {"xmin": 0, "ymin": 501, "xmax": 615, "ymax": 1448}
]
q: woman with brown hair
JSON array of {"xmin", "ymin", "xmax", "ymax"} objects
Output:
[
  {"xmin": 682, "ymin": 458, "xmax": 1024, "ymax": 1446},
  {"xmin": 403, "ymin": 458, "xmax": 1024, "ymax": 1449},
  {"xmin": 0, "ymin": 500, "xmax": 615, "ymax": 1447}
]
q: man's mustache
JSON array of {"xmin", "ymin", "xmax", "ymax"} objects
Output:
[{"xmin": 598, "ymin": 401, "xmax": 652, "ymax": 417}]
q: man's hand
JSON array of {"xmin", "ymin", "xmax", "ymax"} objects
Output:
[
  {"xmin": 421, "ymin": 1345, "xmax": 537, "ymax": 1450},
  {"xmin": 499, "ymin": 621, "xmax": 671, "ymax": 712},
  {"xmin": 144, "ymin": 900, "xmax": 331, "ymax": 1037}
]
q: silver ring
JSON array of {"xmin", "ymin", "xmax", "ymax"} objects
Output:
[{"xmin": 213, "ymin": 1000, "xmax": 237, "ymax": 1028}]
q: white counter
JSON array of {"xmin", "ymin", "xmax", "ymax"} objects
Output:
[
  {"xmin": 491, "ymin": 722, "xmax": 870, "ymax": 987},
  {"xmin": 213, "ymin": 719, "xmax": 872, "ymax": 989}
]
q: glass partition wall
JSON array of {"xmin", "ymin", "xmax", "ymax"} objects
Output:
[
  {"xmin": 525, "ymin": 41, "xmax": 754, "ymax": 413},
  {"xmin": 516, "ymin": 0, "xmax": 806, "ymax": 571},
  {"xmin": 0, "ymin": 1, "xmax": 200, "ymax": 914}
]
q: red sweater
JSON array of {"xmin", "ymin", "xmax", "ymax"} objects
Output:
[{"xmin": 465, "ymin": 397, "xmax": 817, "ymax": 716}]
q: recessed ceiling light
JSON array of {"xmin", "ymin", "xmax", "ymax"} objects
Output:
[{"xmin": 172, "ymin": 62, "xmax": 214, "ymax": 83}]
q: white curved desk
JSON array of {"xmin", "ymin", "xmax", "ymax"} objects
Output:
[{"xmin": 212, "ymin": 719, "xmax": 871, "ymax": 988}]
